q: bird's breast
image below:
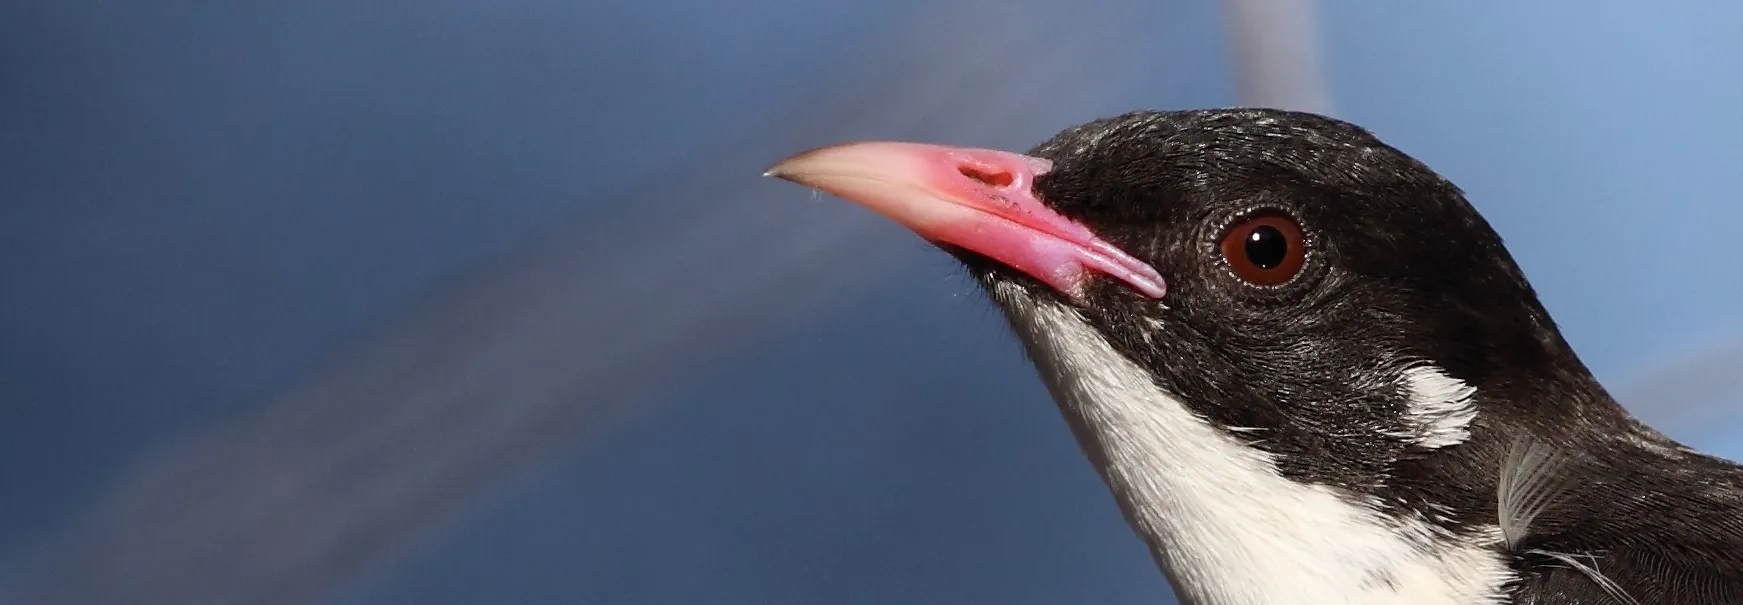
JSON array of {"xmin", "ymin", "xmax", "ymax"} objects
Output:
[{"xmin": 996, "ymin": 284, "xmax": 1515, "ymax": 605}]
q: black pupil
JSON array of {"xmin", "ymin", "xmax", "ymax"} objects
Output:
[{"xmin": 1244, "ymin": 226, "xmax": 1289, "ymax": 270}]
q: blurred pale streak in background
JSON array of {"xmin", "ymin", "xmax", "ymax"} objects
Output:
[
  {"xmin": 6, "ymin": 0, "xmax": 1176, "ymax": 602},
  {"xmin": 1619, "ymin": 339, "xmax": 1743, "ymax": 444},
  {"xmin": 1221, "ymin": 0, "xmax": 1332, "ymax": 114}
]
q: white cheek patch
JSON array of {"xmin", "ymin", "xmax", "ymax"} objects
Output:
[
  {"xmin": 1392, "ymin": 365, "xmax": 1479, "ymax": 449},
  {"xmin": 995, "ymin": 283, "xmax": 1512, "ymax": 605}
]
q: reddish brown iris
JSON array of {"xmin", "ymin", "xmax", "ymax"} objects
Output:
[{"xmin": 1219, "ymin": 213, "xmax": 1306, "ymax": 286}]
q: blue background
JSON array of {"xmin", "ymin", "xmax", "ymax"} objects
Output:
[{"xmin": 3, "ymin": 2, "xmax": 1739, "ymax": 603}]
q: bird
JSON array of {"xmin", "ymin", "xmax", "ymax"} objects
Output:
[{"xmin": 765, "ymin": 108, "xmax": 1743, "ymax": 605}]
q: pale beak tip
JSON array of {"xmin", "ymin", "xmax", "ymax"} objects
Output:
[
  {"xmin": 763, "ymin": 162, "xmax": 798, "ymax": 182},
  {"xmin": 767, "ymin": 147, "xmax": 836, "ymax": 183}
]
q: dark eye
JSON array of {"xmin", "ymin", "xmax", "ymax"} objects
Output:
[{"xmin": 1218, "ymin": 213, "xmax": 1306, "ymax": 286}]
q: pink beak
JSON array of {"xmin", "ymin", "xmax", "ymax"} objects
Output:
[{"xmin": 766, "ymin": 141, "xmax": 1166, "ymax": 300}]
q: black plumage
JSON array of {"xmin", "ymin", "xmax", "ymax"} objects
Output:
[
  {"xmin": 772, "ymin": 108, "xmax": 1743, "ymax": 604},
  {"xmin": 974, "ymin": 109, "xmax": 1743, "ymax": 604}
]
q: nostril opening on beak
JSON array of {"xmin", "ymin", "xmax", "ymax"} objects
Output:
[{"xmin": 958, "ymin": 163, "xmax": 1015, "ymax": 189}]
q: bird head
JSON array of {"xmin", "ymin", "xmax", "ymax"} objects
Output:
[
  {"xmin": 768, "ymin": 109, "xmax": 1606, "ymax": 488},
  {"xmin": 767, "ymin": 107, "xmax": 1742, "ymax": 605}
]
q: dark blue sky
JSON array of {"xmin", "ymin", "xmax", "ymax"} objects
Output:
[{"xmin": 3, "ymin": 2, "xmax": 1740, "ymax": 604}]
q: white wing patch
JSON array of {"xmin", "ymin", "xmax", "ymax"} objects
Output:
[
  {"xmin": 1496, "ymin": 438, "xmax": 1577, "ymax": 550},
  {"xmin": 997, "ymin": 284, "xmax": 1512, "ymax": 605},
  {"xmin": 1392, "ymin": 366, "xmax": 1479, "ymax": 449},
  {"xmin": 1495, "ymin": 439, "xmax": 1639, "ymax": 604}
]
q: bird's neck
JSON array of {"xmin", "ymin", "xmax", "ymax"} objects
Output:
[{"xmin": 997, "ymin": 291, "xmax": 1514, "ymax": 605}]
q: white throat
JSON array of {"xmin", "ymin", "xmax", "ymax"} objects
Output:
[{"xmin": 996, "ymin": 286, "xmax": 1513, "ymax": 605}]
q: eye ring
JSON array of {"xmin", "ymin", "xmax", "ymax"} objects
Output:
[{"xmin": 1218, "ymin": 212, "xmax": 1307, "ymax": 286}]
